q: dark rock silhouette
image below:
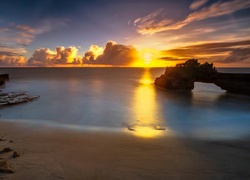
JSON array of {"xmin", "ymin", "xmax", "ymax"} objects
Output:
[
  {"xmin": 0, "ymin": 148, "xmax": 13, "ymax": 153},
  {"xmin": 13, "ymin": 151, "xmax": 20, "ymax": 158},
  {"xmin": 0, "ymin": 74, "xmax": 9, "ymax": 86},
  {"xmin": 155, "ymin": 59, "xmax": 250, "ymax": 96}
]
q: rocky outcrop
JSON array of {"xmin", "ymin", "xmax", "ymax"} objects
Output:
[
  {"xmin": 155, "ymin": 59, "xmax": 250, "ymax": 96},
  {"xmin": 0, "ymin": 74, "xmax": 9, "ymax": 86},
  {"xmin": 0, "ymin": 92, "xmax": 39, "ymax": 107},
  {"xmin": 213, "ymin": 73, "xmax": 250, "ymax": 95}
]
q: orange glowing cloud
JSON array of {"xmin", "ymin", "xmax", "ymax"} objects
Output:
[
  {"xmin": 83, "ymin": 41, "xmax": 139, "ymax": 66},
  {"xmin": 0, "ymin": 55, "xmax": 26, "ymax": 66},
  {"xmin": 27, "ymin": 46, "xmax": 79, "ymax": 66}
]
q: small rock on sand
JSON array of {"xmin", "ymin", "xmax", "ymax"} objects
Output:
[
  {"xmin": 0, "ymin": 148, "xmax": 13, "ymax": 153},
  {"xmin": 13, "ymin": 151, "xmax": 20, "ymax": 158},
  {"xmin": 0, "ymin": 161, "xmax": 14, "ymax": 173}
]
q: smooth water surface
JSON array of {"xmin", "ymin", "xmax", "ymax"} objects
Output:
[{"xmin": 0, "ymin": 67, "xmax": 250, "ymax": 139}]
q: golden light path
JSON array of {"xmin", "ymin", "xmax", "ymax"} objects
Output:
[{"xmin": 130, "ymin": 69, "xmax": 167, "ymax": 138}]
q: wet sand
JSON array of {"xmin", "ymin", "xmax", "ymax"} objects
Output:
[{"xmin": 1, "ymin": 121, "xmax": 250, "ymax": 180}]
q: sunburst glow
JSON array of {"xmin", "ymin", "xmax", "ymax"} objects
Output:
[
  {"xmin": 131, "ymin": 48, "xmax": 168, "ymax": 67},
  {"xmin": 143, "ymin": 52, "xmax": 152, "ymax": 64}
]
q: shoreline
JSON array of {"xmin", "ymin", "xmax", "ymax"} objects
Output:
[{"xmin": 1, "ymin": 120, "xmax": 250, "ymax": 179}]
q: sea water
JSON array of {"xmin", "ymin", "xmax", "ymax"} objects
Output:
[{"xmin": 0, "ymin": 67, "xmax": 250, "ymax": 139}]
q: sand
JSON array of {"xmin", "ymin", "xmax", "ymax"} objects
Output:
[{"xmin": 1, "ymin": 120, "xmax": 250, "ymax": 180}]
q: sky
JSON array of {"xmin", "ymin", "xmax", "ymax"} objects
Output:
[{"xmin": 0, "ymin": 0, "xmax": 250, "ymax": 67}]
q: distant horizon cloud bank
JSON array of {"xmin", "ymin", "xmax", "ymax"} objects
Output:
[
  {"xmin": 0, "ymin": 41, "xmax": 141, "ymax": 67},
  {"xmin": 0, "ymin": 39, "xmax": 250, "ymax": 67}
]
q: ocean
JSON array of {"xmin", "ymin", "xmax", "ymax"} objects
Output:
[{"xmin": 0, "ymin": 67, "xmax": 250, "ymax": 139}]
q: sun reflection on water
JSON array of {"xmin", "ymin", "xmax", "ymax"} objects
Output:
[{"xmin": 130, "ymin": 69, "xmax": 167, "ymax": 138}]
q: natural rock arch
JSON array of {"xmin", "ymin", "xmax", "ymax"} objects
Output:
[{"xmin": 154, "ymin": 59, "xmax": 250, "ymax": 96}]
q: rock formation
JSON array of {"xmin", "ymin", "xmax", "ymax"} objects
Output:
[
  {"xmin": 0, "ymin": 74, "xmax": 39, "ymax": 107},
  {"xmin": 0, "ymin": 161, "xmax": 14, "ymax": 173},
  {"xmin": 155, "ymin": 59, "xmax": 250, "ymax": 96},
  {"xmin": 0, "ymin": 74, "xmax": 9, "ymax": 86},
  {"xmin": 0, "ymin": 92, "xmax": 39, "ymax": 107}
]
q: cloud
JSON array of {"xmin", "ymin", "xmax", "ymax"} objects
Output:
[
  {"xmin": 222, "ymin": 48, "xmax": 250, "ymax": 63},
  {"xmin": 15, "ymin": 23, "xmax": 60, "ymax": 46},
  {"xmin": 84, "ymin": 45, "xmax": 104, "ymax": 62},
  {"xmin": 0, "ymin": 55, "xmax": 26, "ymax": 66},
  {"xmin": 134, "ymin": 9, "xmax": 173, "ymax": 35},
  {"xmin": 0, "ymin": 45, "xmax": 27, "ymax": 55},
  {"xmin": 0, "ymin": 41, "xmax": 139, "ymax": 66},
  {"xmin": 55, "ymin": 46, "xmax": 78, "ymax": 64},
  {"xmin": 159, "ymin": 56, "xmax": 189, "ymax": 61},
  {"xmin": 0, "ymin": 19, "xmax": 68, "ymax": 67},
  {"xmin": 27, "ymin": 46, "xmax": 79, "ymax": 66},
  {"xmin": 0, "ymin": 18, "xmax": 67, "ymax": 48},
  {"xmin": 1, "ymin": 24, "xmax": 53, "ymax": 47},
  {"xmin": 161, "ymin": 40, "xmax": 250, "ymax": 63},
  {"xmin": 190, "ymin": 0, "xmax": 209, "ymax": 10},
  {"xmin": 83, "ymin": 41, "xmax": 139, "ymax": 65},
  {"xmin": 134, "ymin": 0, "xmax": 250, "ymax": 35},
  {"xmin": 0, "ymin": 45, "xmax": 27, "ymax": 66},
  {"xmin": 0, "ymin": 24, "xmax": 46, "ymax": 49},
  {"xmin": 27, "ymin": 48, "xmax": 56, "ymax": 65},
  {"xmin": 15, "ymin": 25, "xmax": 37, "ymax": 46},
  {"xmin": 0, "ymin": 28, "xmax": 10, "ymax": 33}
]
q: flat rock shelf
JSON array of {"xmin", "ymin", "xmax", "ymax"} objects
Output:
[{"xmin": 0, "ymin": 92, "xmax": 39, "ymax": 108}]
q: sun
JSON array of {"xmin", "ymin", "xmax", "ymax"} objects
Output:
[
  {"xmin": 143, "ymin": 52, "xmax": 152, "ymax": 64},
  {"xmin": 131, "ymin": 48, "xmax": 168, "ymax": 67}
]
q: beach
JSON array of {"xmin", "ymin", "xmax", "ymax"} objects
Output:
[
  {"xmin": 1, "ymin": 120, "xmax": 250, "ymax": 180},
  {"xmin": 1, "ymin": 0, "xmax": 250, "ymax": 178}
]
